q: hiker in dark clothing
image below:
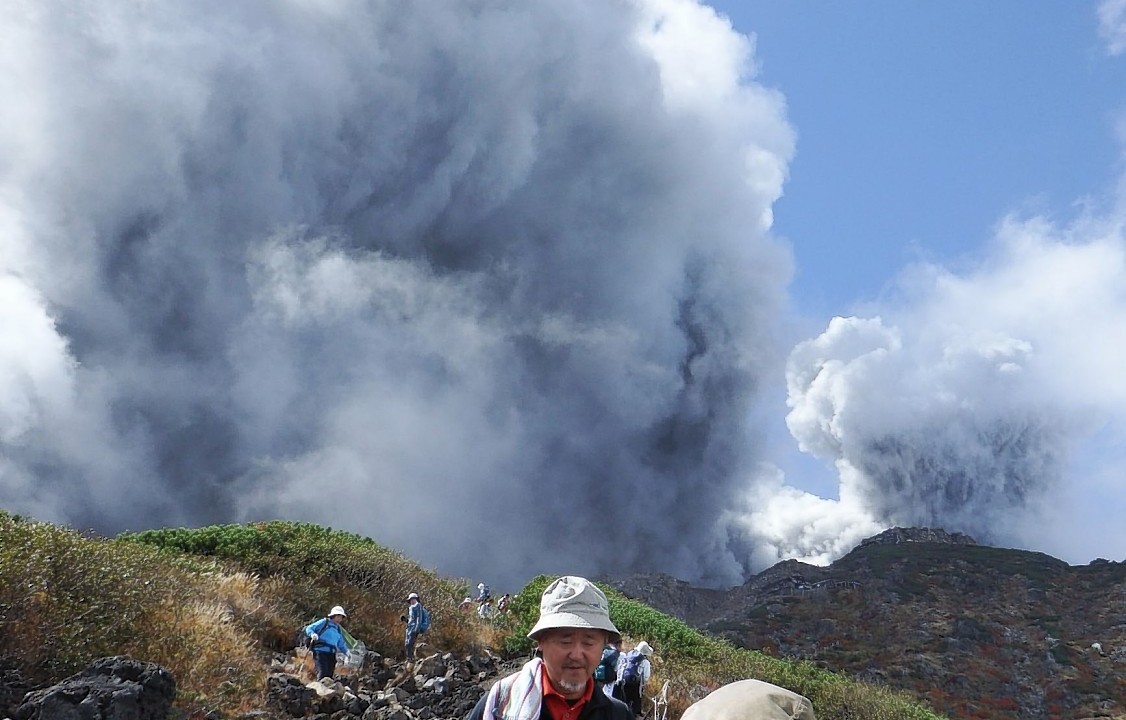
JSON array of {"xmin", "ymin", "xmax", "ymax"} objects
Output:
[
  {"xmin": 465, "ymin": 576, "xmax": 631, "ymax": 720},
  {"xmin": 596, "ymin": 638, "xmax": 622, "ymax": 698}
]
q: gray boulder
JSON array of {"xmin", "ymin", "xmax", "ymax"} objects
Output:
[{"xmin": 13, "ymin": 656, "xmax": 175, "ymax": 720}]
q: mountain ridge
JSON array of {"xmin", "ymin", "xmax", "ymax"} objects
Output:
[{"xmin": 602, "ymin": 527, "xmax": 1126, "ymax": 720}]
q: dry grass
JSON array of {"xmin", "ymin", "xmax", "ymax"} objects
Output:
[
  {"xmin": 0, "ymin": 516, "xmax": 467, "ymax": 714},
  {"xmin": 1, "ymin": 516, "xmax": 950, "ymax": 720}
]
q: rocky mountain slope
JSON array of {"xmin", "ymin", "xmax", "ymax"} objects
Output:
[{"xmin": 604, "ymin": 528, "xmax": 1126, "ymax": 720}]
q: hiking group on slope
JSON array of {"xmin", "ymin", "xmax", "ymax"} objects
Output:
[
  {"xmin": 303, "ymin": 590, "xmax": 433, "ymax": 679},
  {"xmin": 306, "ymin": 577, "xmax": 506, "ymax": 677},
  {"xmin": 302, "ymin": 578, "xmax": 658, "ymax": 717},
  {"xmin": 305, "ymin": 575, "xmax": 817, "ymax": 720}
]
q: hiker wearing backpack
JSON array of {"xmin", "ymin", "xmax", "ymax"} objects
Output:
[
  {"xmin": 304, "ymin": 605, "xmax": 350, "ymax": 681},
  {"xmin": 403, "ymin": 592, "xmax": 430, "ymax": 661},
  {"xmin": 614, "ymin": 641, "xmax": 653, "ymax": 717},
  {"xmin": 596, "ymin": 638, "xmax": 622, "ymax": 697},
  {"xmin": 465, "ymin": 575, "xmax": 632, "ymax": 720}
]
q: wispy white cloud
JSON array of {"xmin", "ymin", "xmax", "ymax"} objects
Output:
[
  {"xmin": 783, "ymin": 202, "xmax": 1126, "ymax": 564},
  {"xmin": 1099, "ymin": 0, "xmax": 1126, "ymax": 55}
]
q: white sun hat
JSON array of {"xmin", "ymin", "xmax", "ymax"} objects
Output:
[
  {"xmin": 527, "ymin": 576, "xmax": 620, "ymax": 641},
  {"xmin": 635, "ymin": 641, "xmax": 654, "ymax": 656},
  {"xmin": 329, "ymin": 605, "xmax": 347, "ymax": 617},
  {"xmin": 407, "ymin": 592, "xmax": 420, "ymax": 601}
]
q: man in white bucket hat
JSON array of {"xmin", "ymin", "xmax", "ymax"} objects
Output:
[{"xmin": 466, "ymin": 576, "xmax": 632, "ymax": 720}]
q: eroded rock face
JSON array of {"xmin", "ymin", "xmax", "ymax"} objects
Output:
[
  {"xmin": 857, "ymin": 526, "xmax": 977, "ymax": 547},
  {"xmin": 13, "ymin": 656, "xmax": 176, "ymax": 720},
  {"xmin": 607, "ymin": 527, "xmax": 1126, "ymax": 720}
]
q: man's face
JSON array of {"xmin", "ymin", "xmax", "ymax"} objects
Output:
[{"xmin": 537, "ymin": 628, "xmax": 607, "ymax": 699}]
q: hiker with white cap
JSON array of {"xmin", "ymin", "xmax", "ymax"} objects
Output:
[
  {"xmin": 477, "ymin": 582, "xmax": 495, "ymax": 618},
  {"xmin": 465, "ymin": 576, "xmax": 632, "ymax": 720},
  {"xmin": 304, "ymin": 605, "xmax": 350, "ymax": 680},
  {"xmin": 614, "ymin": 640, "xmax": 653, "ymax": 717},
  {"xmin": 403, "ymin": 591, "xmax": 431, "ymax": 661}
]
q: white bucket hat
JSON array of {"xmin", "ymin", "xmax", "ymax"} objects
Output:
[
  {"xmin": 329, "ymin": 605, "xmax": 347, "ymax": 618},
  {"xmin": 635, "ymin": 641, "xmax": 653, "ymax": 656},
  {"xmin": 407, "ymin": 592, "xmax": 420, "ymax": 601},
  {"xmin": 527, "ymin": 576, "xmax": 620, "ymax": 641}
]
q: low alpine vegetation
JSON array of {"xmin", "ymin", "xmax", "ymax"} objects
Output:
[{"xmin": 0, "ymin": 514, "xmax": 947, "ymax": 719}]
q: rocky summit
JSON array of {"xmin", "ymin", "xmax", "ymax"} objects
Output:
[{"xmin": 604, "ymin": 527, "xmax": 1126, "ymax": 720}]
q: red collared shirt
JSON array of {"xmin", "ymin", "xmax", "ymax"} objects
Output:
[{"xmin": 541, "ymin": 665, "xmax": 594, "ymax": 720}]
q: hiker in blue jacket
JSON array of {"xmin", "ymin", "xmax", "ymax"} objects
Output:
[
  {"xmin": 403, "ymin": 592, "xmax": 426, "ymax": 661},
  {"xmin": 305, "ymin": 605, "xmax": 350, "ymax": 680}
]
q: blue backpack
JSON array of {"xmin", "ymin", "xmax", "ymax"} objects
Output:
[
  {"xmin": 417, "ymin": 606, "xmax": 431, "ymax": 633},
  {"xmin": 621, "ymin": 651, "xmax": 645, "ymax": 684}
]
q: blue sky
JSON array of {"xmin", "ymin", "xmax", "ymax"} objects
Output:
[
  {"xmin": 701, "ymin": 3, "xmax": 1126, "ymax": 540},
  {"xmin": 709, "ymin": 1, "xmax": 1126, "ymax": 320}
]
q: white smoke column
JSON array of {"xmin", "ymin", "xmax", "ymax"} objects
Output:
[
  {"xmin": 785, "ymin": 210, "xmax": 1126, "ymax": 562},
  {"xmin": 0, "ymin": 0, "xmax": 794, "ymax": 585}
]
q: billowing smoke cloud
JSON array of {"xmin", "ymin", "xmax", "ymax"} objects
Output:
[
  {"xmin": 0, "ymin": 0, "xmax": 795, "ymax": 585},
  {"xmin": 781, "ymin": 209, "xmax": 1126, "ymax": 564},
  {"xmin": 10, "ymin": 0, "xmax": 1122, "ymax": 587}
]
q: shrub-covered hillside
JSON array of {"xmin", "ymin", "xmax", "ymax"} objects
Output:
[{"xmin": 0, "ymin": 513, "xmax": 946, "ymax": 719}]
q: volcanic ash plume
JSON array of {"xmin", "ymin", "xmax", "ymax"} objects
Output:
[
  {"xmin": 784, "ymin": 214, "xmax": 1126, "ymax": 561},
  {"xmin": 0, "ymin": 0, "xmax": 794, "ymax": 585}
]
